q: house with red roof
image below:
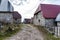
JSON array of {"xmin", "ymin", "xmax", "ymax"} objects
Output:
[
  {"xmin": 41, "ymin": 4, "xmax": 60, "ymax": 37},
  {"xmin": 33, "ymin": 3, "xmax": 60, "ymax": 37},
  {"xmin": 33, "ymin": 4, "xmax": 45, "ymax": 26}
]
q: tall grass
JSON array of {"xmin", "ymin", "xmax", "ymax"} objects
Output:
[
  {"xmin": 0, "ymin": 24, "xmax": 22, "ymax": 40},
  {"xmin": 34, "ymin": 25, "xmax": 60, "ymax": 40}
]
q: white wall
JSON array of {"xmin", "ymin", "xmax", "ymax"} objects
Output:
[
  {"xmin": 33, "ymin": 12, "xmax": 45, "ymax": 26},
  {"xmin": 33, "ymin": 15, "xmax": 40, "ymax": 25},
  {"xmin": 38, "ymin": 12, "xmax": 45, "ymax": 26}
]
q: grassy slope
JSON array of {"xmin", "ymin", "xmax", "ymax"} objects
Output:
[
  {"xmin": 34, "ymin": 25, "xmax": 60, "ymax": 40},
  {"xmin": 0, "ymin": 24, "xmax": 22, "ymax": 40}
]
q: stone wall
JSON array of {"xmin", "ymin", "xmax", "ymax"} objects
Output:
[
  {"xmin": 13, "ymin": 19, "xmax": 21, "ymax": 24},
  {"xmin": 33, "ymin": 15, "xmax": 40, "ymax": 25},
  {"xmin": 0, "ymin": 13, "xmax": 13, "ymax": 24},
  {"xmin": 45, "ymin": 19, "xmax": 55, "ymax": 33}
]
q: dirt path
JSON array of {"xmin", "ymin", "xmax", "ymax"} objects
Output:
[{"xmin": 5, "ymin": 24, "xmax": 44, "ymax": 40}]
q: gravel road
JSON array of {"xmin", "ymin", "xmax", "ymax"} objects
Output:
[{"xmin": 5, "ymin": 24, "xmax": 44, "ymax": 40}]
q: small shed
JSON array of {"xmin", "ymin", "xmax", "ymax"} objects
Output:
[
  {"xmin": 12, "ymin": 11, "xmax": 21, "ymax": 24},
  {"xmin": 24, "ymin": 19, "xmax": 31, "ymax": 24}
]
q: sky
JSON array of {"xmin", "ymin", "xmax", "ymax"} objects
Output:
[
  {"xmin": 9, "ymin": 0, "xmax": 41, "ymax": 22},
  {"xmin": 41, "ymin": 0, "xmax": 60, "ymax": 5},
  {"xmin": 9, "ymin": 0, "xmax": 60, "ymax": 22}
]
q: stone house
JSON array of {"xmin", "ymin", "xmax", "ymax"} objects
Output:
[
  {"xmin": 33, "ymin": 4, "xmax": 45, "ymax": 26},
  {"xmin": 12, "ymin": 12, "xmax": 22, "ymax": 24},
  {"xmin": 0, "ymin": 0, "xmax": 22, "ymax": 24},
  {"xmin": 41, "ymin": 4, "xmax": 60, "ymax": 36},
  {"xmin": 0, "ymin": 0, "xmax": 13, "ymax": 11},
  {"xmin": 0, "ymin": 11, "xmax": 22, "ymax": 24},
  {"xmin": 33, "ymin": 3, "xmax": 60, "ymax": 37},
  {"xmin": 0, "ymin": 0, "xmax": 14, "ymax": 25},
  {"xmin": 0, "ymin": 11, "xmax": 22, "ymax": 33}
]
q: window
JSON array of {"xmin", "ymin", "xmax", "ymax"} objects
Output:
[
  {"xmin": 54, "ymin": 21, "xmax": 57, "ymax": 26},
  {"xmin": 38, "ymin": 19, "xmax": 40, "ymax": 22}
]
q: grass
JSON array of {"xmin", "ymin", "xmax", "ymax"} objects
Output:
[
  {"xmin": 0, "ymin": 24, "xmax": 22, "ymax": 40},
  {"xmin": 34, "ymin": 25, "xmax": 60, "ymax": 40}
]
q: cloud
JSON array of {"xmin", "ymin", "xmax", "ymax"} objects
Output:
[
  {"xmin": 9, "ymin": 0, "xmax": 41, "ymax": 21},
  {"xmin": 41, "ymin": 0, "xmax": 60, "ymax": 5}
]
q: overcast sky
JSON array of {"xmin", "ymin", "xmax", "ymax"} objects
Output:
[
  {"xmin": 9, "ymin": 0, "xmax": 41, "ymax": 21},
  {"xmin": 41, "ymin": 0, "xmax": 60, "ymax": 5},
  {"xmin": 9, "ymin": 0, "xmax": 60, "ymax": 22}
]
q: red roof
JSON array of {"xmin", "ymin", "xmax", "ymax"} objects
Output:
[{"xmin": 41, "ymin": 4, "xmax": 60, "ymax": 18}]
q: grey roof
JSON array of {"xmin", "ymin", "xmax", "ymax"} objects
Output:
[{"xmin": 55, "ymin": 13, "xmax": 60, "ymax": 21}]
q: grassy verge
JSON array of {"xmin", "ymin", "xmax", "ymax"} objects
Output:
[
  {"xmin": 0, "ymin": 24, "xmax": 22, "ymax": 40},
  {"xmin": 34, "ymin": 25, "xmax": 60, "ymax": 40}
]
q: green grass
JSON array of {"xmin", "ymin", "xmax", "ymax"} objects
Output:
[
  {"xmin": 34, "ymin": 25, "xmax": 60, "ymax": 40},
  {"xmin": 0, "ymin": 24, "xmax": 22, "ymax": 40}
]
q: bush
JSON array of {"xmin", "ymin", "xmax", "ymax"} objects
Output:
[{"xmin": 0, "ymin": 24, "xmax": 22, "ymax": 40}]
